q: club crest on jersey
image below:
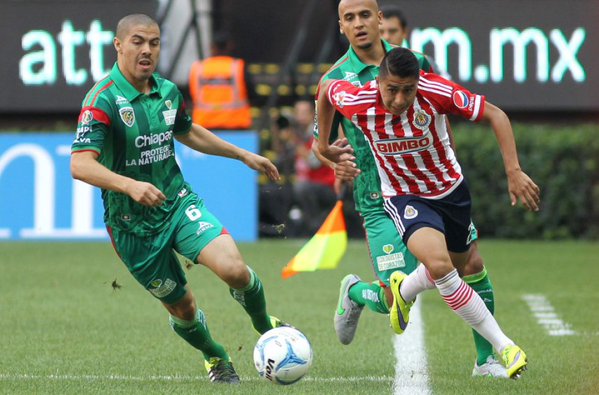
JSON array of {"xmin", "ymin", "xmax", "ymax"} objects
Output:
[
  {"xmin": 413, "ymin": 109, "xmax": 431, "ymax": 130},
  {"xmin": 80, "ymin": 110, "xmax": 93, "ymax": 124},
  {"xmin": 119, "ymin": 107, "xmax": 135, "ymax": 127},
  {"xmin": 453, "ymin": 90, "xmax": 470, "ymax": 109},
  {"xmin": 332, "ymin": 90, "xmax": 346, "ymax": 108},
  {"xmin": 404, "ymin": 205, "xmax": 418, "ymax": 219}
]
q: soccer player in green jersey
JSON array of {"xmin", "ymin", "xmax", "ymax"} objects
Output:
[
  {"xmin": 314, "ymin": 0, "xmax": 508, "ymax": 378},
  {"xmin": 71, "ymin": 14, "xmax": 286, "ymax": 384}
]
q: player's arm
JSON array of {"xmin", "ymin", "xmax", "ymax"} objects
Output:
[
  {"xmin": 482, "ymin": 102, "xmax": 540, "ymax": 211},
  {"xmin": 71, "ymin": 151, "xmax": 166, "ymax": 207},
  {"xmin": 175, "ymin": 123, "xmax": 279, "ymax": 181},
  {"xmin": 316, "ymin": 80, "xmax": 354, "ymax": 163}
]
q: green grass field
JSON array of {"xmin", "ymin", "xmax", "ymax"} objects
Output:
[{"xmin": 1, "ymin": 240, "xmax": 598, "ymax": 394}]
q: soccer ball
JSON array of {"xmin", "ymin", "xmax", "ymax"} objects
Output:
[{"xmin": 253, "ymin": 326, "xmax": 313, "ymax": 385}]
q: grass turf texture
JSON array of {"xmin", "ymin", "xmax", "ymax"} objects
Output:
[{"xmin": 1, "ymin": 240, "xmax": 597, "ymax": 394}]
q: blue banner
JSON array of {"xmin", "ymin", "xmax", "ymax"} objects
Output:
[{"xmin": 0, "ymin": 132, "xmax": 258, "ymax": 241}]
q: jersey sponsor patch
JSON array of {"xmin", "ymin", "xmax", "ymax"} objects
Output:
[
  {"xmin": 163, "ymin": 109, "xmax": 177, "ymax": 125},
  {"xmin": 148, "ymin": 278, "xmax": 176, "ymax": 298},
  {"xmin": 343, "ymin": 71, "xmax": 358, "ymax": 81},
  {"xmin": 404, "ymin": 205, "xmax": 418, "ymax": 219},
  {"xmin": 453, "ymin": 90, "xmax": 470, "ymax": 109},
  {"xmin": 376, "ymin": 251, "xmax": 406, "ymax": 271},
  {"xmin": 80, "ymin": 110, "xmax": 93, "ymax": 124},
  {"xmin": 115, "ymin": 95, "xmax": 129, "ymax": 105},
  {"xmin": 196, "ymin": 221, "xmax": 214, "ymax": 235},
  {"xmin": 413, "ymin": 109, "xmax": 431, "ymax": 130},
  {"xmin": 375, "ymin": 134, "xmax": 432, "ymax": 155},
  {"xmin": 119, "ymin": 107, "xmax": 135, "ymax": 127}
]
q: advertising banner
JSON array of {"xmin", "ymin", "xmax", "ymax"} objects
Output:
[{"xmin": 0, "ymin": 132, "xmax": 258, "ymax": 242}]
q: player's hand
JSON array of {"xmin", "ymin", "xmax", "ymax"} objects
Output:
[
  {"xmin": 126, "ymin": 180, "xmax": 166, "ymax": 207},
  {"xmin": 319, "ymin": 139, "xmax": 354, "ymax": 164},
  {"xmin": 507, "ymin": 168, "xmax": 540, "ymax": 211},
  {"xmin": 334, "ymin": 152, "xmax": 360, "ymax": 181},
  {"xmin": 242, "ymin": 152, "xmax": 280, "ymax": 181}
]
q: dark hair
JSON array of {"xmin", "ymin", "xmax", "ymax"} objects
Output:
[
  {"xmin": 380, "ymin": 4, "xmax": 408, "ymax": 29},
  {"xmin": 212, "ymin": 31, "xmax": 231, "ymax": 52},
  {"xmin": 379, "ymin": 47, "xmax": 420, "ymax": 79}
]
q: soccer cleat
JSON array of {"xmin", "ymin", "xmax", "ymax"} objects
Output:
[
  {"xmin": 269, "ymin": 315, "xmax": 292, "ymax": 329},
  {"xmin": 501, "ymin": 345, "xmax": 528, "ymax": 379},
  {"xmin": 389, "ymin": 271, "xmax": 413, "ymax": 335},
  {"xmin": 205, "ymin": 357, "xmax": 240, "ymax": 384},
  {"xmin": 334, "ymin": 274, "xmax": 364, "ymax": 345},
  {"xmin": 472, "ymin": 355, "xmax": 509, "ymax": 378}
]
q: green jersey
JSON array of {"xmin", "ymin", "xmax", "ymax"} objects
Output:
[
  {"xmin": 72, "ymin": 63, "xmax": 193, "ymax": 236},
  {"xmin": 315, "ymin": 40, "xmax": 432, "ymax": 214}
]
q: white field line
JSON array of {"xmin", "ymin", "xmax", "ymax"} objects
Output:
[
  {"xmin": 393, "ymin": 298, "xmax": 432, "ymax": 395},
  {"xmin": 522, "ymin": 294, "xmax": 576, "ymax": 336},
  {"xmin": 0, "ymin": 372, "xmax": 393, "ymax": 383}
]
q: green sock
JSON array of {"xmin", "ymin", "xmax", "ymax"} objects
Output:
[
  {"xmin": 169, "ymin": 309, "xmax": 229, "ymax": 361},
  {"xmin": 464, "ymin": 268, "xmax": 496, "ymax": 365},
  {"xmin": 229, "ymin": 267, "xmax": 272, "ymax": 334},
  {"xmin": 348, "ymin": 280, "xmax": 390, "ymax": 314}
]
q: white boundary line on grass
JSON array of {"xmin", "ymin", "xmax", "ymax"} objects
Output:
[
  {"xmin": 522, "ymin": 294, "xmax": 576, "ymax": 336},
  {"xmin": 393, "ymin": 298, "xmax": 432, "ymax": 395},
  {"xmin": 0, "ymin": 373, "xmax": 393, "ymax": 384}
]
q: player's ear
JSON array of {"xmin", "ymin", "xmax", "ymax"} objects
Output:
[
  {"xmin": 338, "ymin": 20, "xmax": 344, "ymax": 35},
  {"xmin": 113, "ymin": 37, "xmax": 121, "ymax": 53}
]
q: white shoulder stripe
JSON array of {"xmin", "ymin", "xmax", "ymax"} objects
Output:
[
  {"xmin": 342, "ymin": 98, "xmax": 377, "ymax": 106},
  {"xmin": 419, "ymin": 77, "xmax": 452, "ymax": 93},
  {"xmin": 418, "ymin": 85, "xmax": 452, "ymax": 98}
]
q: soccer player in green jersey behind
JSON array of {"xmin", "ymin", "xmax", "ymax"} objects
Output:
[
  {"xmin": 71, "ymin": 14, "xmax": 287, "ymax": 384},
  {"xmin": 314, "ymin": 0, "xmax": 511, "ymax": 378}
]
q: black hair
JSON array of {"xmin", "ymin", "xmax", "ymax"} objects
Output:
[
  {"xmin": 379, "ymin": 47, "xmax": 420, "ymax": 79},
  {"xmin": 212, "ymin": 31, "xmax": 231, "ymax": 52},
  {"xmin": 379, "ymin": 4, "xmax": 408, "ymax": 29}
]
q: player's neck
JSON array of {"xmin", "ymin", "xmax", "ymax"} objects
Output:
[{"xmin": 353, "ymin": 39, "xmax": 386, "ymax": 66}]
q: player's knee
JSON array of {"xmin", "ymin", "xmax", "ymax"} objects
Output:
[
  {"xmin": 423, "ymin": 256, "xmax": 454, "ymax": 279},
  {"xmin": 223, "ymin": 261, "xmax": 250, "ymax": 288},
  {"xmin": 463, "ymin": 244, "xmax": 485, "ymax": 276},
  {"xmin": 167, "ymin": 293, "xmax": 197, "ymax": 321}
]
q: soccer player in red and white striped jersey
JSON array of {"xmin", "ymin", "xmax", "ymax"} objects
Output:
[{"xmin": 317, "ymin": 47, "xmax": 540, "ymax": 379}]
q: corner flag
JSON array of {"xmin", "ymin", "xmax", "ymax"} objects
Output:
[{"xmin": 281, "ymin": 197, "xmax": 348, "ymax": 279}]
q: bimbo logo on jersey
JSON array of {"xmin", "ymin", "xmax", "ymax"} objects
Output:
[
  {"xmin": 375, "ymin": 135, "xmax": 432, "ymax": 155},
  {"xmin": 453, "ymin": 90, "xmax": 470, "ymax": 109}
]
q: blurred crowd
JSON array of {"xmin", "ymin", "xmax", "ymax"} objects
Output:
[{"xmin": 258, "ymin": 100, "xmax": 364, "ymax": 239}]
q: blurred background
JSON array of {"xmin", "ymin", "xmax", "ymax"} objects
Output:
[{"xmin": 1, "ymin": 0, "xmax": 597, "ymax": 242}]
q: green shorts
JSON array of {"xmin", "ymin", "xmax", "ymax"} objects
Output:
[
  {"xmin": 362, "ymin": 209, "xmax": 419, "ymax": 287},
  {"xmin": 108, "ymin": 193, "xmax": 225, "ymax": 304}
]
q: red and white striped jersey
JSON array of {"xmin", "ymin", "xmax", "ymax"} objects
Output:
[{"xmin": 326, "ymin": 70, "xmax": 485, "ymax": 199}]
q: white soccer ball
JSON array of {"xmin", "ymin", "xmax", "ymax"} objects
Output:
[{"xmin": 253, "ymin": 326, "xmax": 313, "ymax": 385}]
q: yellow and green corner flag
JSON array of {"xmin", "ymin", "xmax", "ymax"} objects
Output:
[{"xmin": 281, "ymin": 198, "xmax": 348, "ymax": 279}]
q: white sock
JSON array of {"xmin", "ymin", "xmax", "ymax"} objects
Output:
[
  {"xmin": 435, "ymin": 269, "xmax": 513, "ymax": 353},
  {"xmin": 399, "ymin": 264, "xmax": 436, "ymax": 302}
]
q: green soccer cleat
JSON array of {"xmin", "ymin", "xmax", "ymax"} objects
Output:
[
  {"xmin": 334, "ymin": 274, "xmax": 364, "ymax": 345},
  {"xmin": 501, "ymin": 345, "xmax": 528, "ymax": 379},
  {"xmin": 204, "ymin": 357, "xmax": 240, "ymax": 384},
  {"xmin": 389, "ymin": 271, "xmax": 413, "ymax": 335}
]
